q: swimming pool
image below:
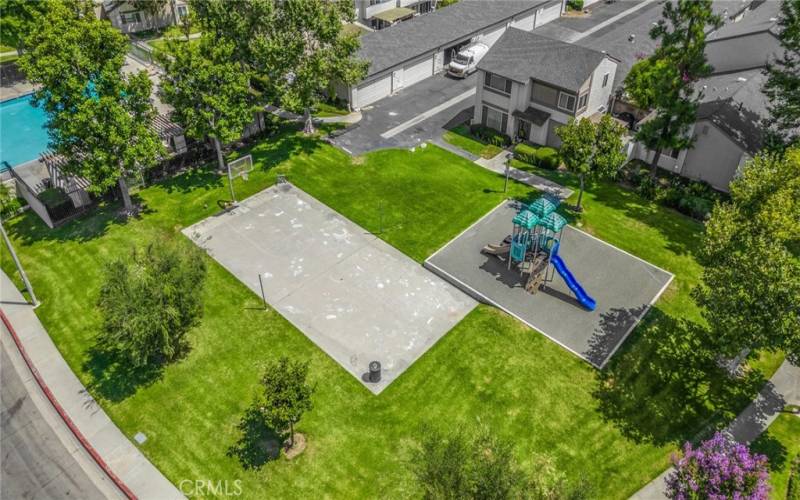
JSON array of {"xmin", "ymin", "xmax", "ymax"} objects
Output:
[{"xmin": 0, "ymin": 94, "xmax": 49, "ymax": 171}]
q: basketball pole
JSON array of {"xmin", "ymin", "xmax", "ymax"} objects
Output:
[{"xmin": 226, "ymin": 163, "xmax": 237, "ymax": 204}]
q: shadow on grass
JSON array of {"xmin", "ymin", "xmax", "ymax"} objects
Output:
[
  {"xmin": 751, "ymin": 431, "xmax": 789, "ymax": 473},
  {"xmin": 593, "ymin": 309, "xmax": 766, "ymax": 446},
  {"xmin": 82, "ymin": 346, "xmax": 168, "ymax": 403},
  {"xmin": 227, "ymin": 405, "xmax": 282, "ymax": 470}
]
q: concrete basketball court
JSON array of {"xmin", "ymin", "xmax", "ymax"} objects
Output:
[
  {"xmin": 183, "ymin": 184, "xmax": 475, "ymax": 394},
  {"xmin": 425, "ymin": 200, "xmax": 674, "ymax": 368}
]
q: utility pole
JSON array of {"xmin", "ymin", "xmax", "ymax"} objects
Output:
[{"xmin": 0, "ymin": 219, "xmax": 38, "ymax": 307}]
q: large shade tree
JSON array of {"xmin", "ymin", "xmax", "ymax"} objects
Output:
[
  {"xmin": 625, "ymin": 0, "xmax": 722, "ymax": 177},
  {"xmin": 763, "ymin": 0, "xmax": 800, "ymax": 150},
  {"xmin": 694, "ymin": 148, "xmax": 800, "ymax": 364},
  {"xmin": 18, "ymin": 1, "xmax": 164, "ymax": 211},
  {"xmin": 156, "ymin": 34, "xmax": 254, "ymax": 197},
  {"xmin": 0, "ymin": 0, "xmax": 89, "ymax": 53}
]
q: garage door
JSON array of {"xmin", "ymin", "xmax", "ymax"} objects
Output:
[
  {"xmin": 480, "ymin": 25, "xmax": 507, "ymax": 47},
  {"xmin": 547, "ymin": 119, "xmax": 565, "ymax": 148},
  {"xmin": 535, "ymin": 2, "xmax": 561, "ymax": 27},
  {"xmin": 356, "ymin": 76, "xmax": 391, "ymax": 108},
  {"xmin": 403, "ymin": 56, "xmax": 433, "ymax": 88}
]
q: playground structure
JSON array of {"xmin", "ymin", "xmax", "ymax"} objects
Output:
[{"xmin": 482, "ymin": 196, "xmax": 597, "ymax": 311}]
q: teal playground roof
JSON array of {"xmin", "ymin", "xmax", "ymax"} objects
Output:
[
  {"xmin": 512, "ymin": 209, "xmax": 539, "ymax": 229},
  {"xmin": 540, "ymin": 212, "xmax": 567, "ymax": 233},
  {"xmin": 526, "ymin": 196, "xmax": 559, "ymax": 218}
]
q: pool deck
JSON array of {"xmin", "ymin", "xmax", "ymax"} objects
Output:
[{"xmin": 0, "ymin": 78, "xmax": 34, "ymax": 103}]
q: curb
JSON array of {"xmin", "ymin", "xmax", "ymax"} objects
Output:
[{"xmin": 0, "ymin": 308, "xmax": 137, "ymax": 500}]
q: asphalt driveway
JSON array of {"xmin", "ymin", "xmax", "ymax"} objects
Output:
[{"xmin": 333, "ymin": 72, "xmax": 477, "ymax": 155}]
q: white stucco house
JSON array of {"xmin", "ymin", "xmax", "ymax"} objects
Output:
[{"xmin": 472, "ymin": 28, "xmax": 618, "ymax": 147}]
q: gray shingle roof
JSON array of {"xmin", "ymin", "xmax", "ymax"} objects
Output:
[
  {"xmin": 708, "ymin": 0, "xmax": 782, "ymax": 41},
  {"xmin": 358, "ymin": 0, "xmax": 548, "ymax": 78},
  {"xmin": 477, "ymin": 28, "xmax": 609, "ymax": 92}
]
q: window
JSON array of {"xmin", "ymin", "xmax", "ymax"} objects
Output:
[
  {"xmin": 668, "ymin": 148, "xmax": 680, "ymax": 159},
  {"xmin": 557, "ymin": 92, "xmax": 576, "ymax": 112},
  {"xmin": 177, "ymin": 5, "xmax": 188, "ymax": 17},
  {"xmin": 602, "ymin": 73, "xmax": 609, "ymax": 88},
  {"xmin": 484, "ymin": 72, "xmax": 512, "ymax": 95},
  {"xmin": 482, "ymin": 105, "xmax": 508, "ymax": 133},
  {"xmin": 120, "ymin": 11, "xmax": 142, "ymax": 24},
  {"xmin": 577, "ymin": 93, "xmax": 588, "ymax": 110}
]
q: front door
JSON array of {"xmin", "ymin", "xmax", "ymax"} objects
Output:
[{"xmin": 516, "ymin": 119, "xmax": 531, "ymax": 141}]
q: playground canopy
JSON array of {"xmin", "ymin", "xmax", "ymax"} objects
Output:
[
  {"xmin": 512, "ymin": 209, "xmax": 539, "ymax": 229},
  {"xmin": 526, "ymin": 196, "xmax": 559, "ymax": 219},
  {"xmin": 540, "ymin": 212, "xmax": 567, "ymax": 233}
]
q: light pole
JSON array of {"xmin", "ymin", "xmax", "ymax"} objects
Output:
[
  {"xmin": 0, "ymin": 218, "xmax": 38, "ymax": 306},
  {"xmin": 504, "ymin": 152, "xmax": 513, "ymax": 193}
]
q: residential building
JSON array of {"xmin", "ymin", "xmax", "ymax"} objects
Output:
[
  {"xmin": 355, "ymin": 0, "xmax": 435, "ymax": 30},
  {"xmin": 96, "ymin": 0, "xmax": 189, "ymax": 34},
  {"xmin": 631, "ymin": 0, "xmax": 783, "ymax": 191},
  {"xmin": 473, "ymin": 28, "xmax": 618, "ymax": 147},
  {"xmin": 345, "ymin": 0, "xmax": 562, "ymax": 109}
]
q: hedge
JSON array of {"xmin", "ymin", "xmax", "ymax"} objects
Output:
[
  {"xmin": 469, "ymin": 124, "xmax": 511, "ymax": 147},
  {"xmin": 567, "ymin": 0, "xmax": 584, "ymax": 11},
  {"xmin": 513, "ymin": 143, "xmax": 560, "ymax": 170}
]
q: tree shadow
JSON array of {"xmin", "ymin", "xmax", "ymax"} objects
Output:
[
  {"xmin": 593, "ymin": 309, "xmax": 766, "ymax": 446},
  {"xmin": 583, "ymin": 304, "xmax": 649, "ymax": 367},
  {"xmin": 81, "ymin": 344, "xmax": 168, "ymax": 403},
  {"xmin": 751, "ymin": 431, "xmax": 789, "ymax": 473},
  {"xmin": 227, "ymin": 404, "xmax": 282, "ymax": 470}
]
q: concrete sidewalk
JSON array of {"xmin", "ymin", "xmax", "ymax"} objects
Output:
[
  {"xmin": 0, "ymin": 270, "xmax": 184, "ymax": 500},
  {"xmin": 474, "ymin": 151, "xmax": 573, "ymax": 200},
  {"xmin": 630, "ymin": 360, "xmax": 800, "ymax": 499}
]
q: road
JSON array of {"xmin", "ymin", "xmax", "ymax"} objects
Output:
[{"xmin": 1, "ymin": 335, "xmax": 109, "ymax": 500}]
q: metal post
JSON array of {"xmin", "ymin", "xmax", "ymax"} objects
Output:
[
  {"xmin": 0, "ymin": 220, "xmax": 38, "ymax": 307},
  {"xmin": 227, "ymin": 164, "xmax": 236, "ymax": 204},
  {"xmin": 504, "ymin": 152, "xmax": 513, "ymax": 193},
  {"xmin": 258, "ymin": 273, "xmax": 267, "ymax": 310}
]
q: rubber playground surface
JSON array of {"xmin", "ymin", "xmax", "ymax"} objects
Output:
[
  {"xmin": 182, "ymin": 184, "xmax": 475, "ymax": 394},
  {"xmin": 425, "ymin": 200, "xmax": 674, "ymax": 368}
]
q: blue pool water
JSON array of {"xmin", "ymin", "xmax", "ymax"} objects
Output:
[{"xmin": 0, "ymin": 94, "xmax": 49, "ymax": 171}]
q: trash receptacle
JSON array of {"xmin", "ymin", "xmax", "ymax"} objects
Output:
[{"xmin": 368, "ymin": 361, "xmax": 381, "ymax": 383}]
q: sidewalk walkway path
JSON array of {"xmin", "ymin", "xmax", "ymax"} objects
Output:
[
  {"xmin": 474, "ymin": 151, "xmax": 573, "ymax": 199},
  {"xmin": 630, "ymin": 360, "xmax": 800, "ymax": 499},
  {"xmin": 0, "ymin": 270, "xmax": 183, "ymax": 500}
]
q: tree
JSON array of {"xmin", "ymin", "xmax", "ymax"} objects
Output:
[
  {"xmin": 156, "ymin": 34, "xmax": 254, "ymax": 198},
  {"xmin": 411, "ymin": 424, "xmax": 590, "ymax": 500},
  {"xmin": 557, "ymin": 115, "xmax": 625, "ymax": 211},
  {"xmin": 258, "ymin": 357, "xmax": 314, "ymax": 448},
  {"xmin": 250, "ymin": 0, "xmax": 368, "ymax": 133},
  {"xmin": 625, "ymin": 0, "xmax": 721, "ymax": 177},
  {"xmin": 97, "ymin": 239, "xmax": 207, "ymax": 367},
  {"xmin": 763, "ymin": 0, "xmax": 800, "ymax": 151},
  {"xmin": 694, "ymin": 148, "xmax": 800, "ymax": 364},
  {"xmin": 557, "ymin": 118, "xmax": 596, "ymax": 211},
  {"xmin": 0, "ymin": 0, "xmax": 88, "ymax": 53},
  {"xmin": 18, "ymin": 2, "xmax": 164, "ymax": 212},
  {"xmin": 666, "ymin": 432, "xmax": 770, "ymax": 499}
]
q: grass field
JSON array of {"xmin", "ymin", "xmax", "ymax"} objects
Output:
[
  {"xmin": 442, "ymin": 124, "xmax": 504, "ymax": 159},
  {"xmin": 752, "ymin": 413, "xmax": 800, "ymax": 499},
  {"xmin": 0, "ymin": 125, "xmax": 778, "ymax": 498}
]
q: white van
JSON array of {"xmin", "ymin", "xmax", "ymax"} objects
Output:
[{"xmin": 447, "ymin": 42, "xmax": 489, "ymax": 78}]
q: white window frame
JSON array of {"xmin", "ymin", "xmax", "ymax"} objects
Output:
[
  {"xmin": 602, "ymin": 72, "xmax": 609, "ymax": 88},
  {"xmin": 557, "ymin": 91, "xmax": 576, "ymax": 112},
  {"xmin": 577, "ymin": 92, "xmax": 588, "ymax": 110},
  {"xmin": 485, "ymin": 73, "xmax": 512, "ymax": 96},
  {"xmin": 120, "ymin": 10, "xmax": 142, "ymax": 24},
  {"xmin": 177, "ymin": 5, "xmax": 188, "ymax": 17},
  {"xmin": 485, "ymin": 107, "xmax": 506, "ymax": 132}
]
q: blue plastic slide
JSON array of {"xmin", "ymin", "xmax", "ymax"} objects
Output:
[{"xmin": 549, "ymin": 242, "xmax": 596, "ymax": 311}]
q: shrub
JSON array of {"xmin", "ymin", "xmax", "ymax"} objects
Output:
[
  {"xmin": 469, "ymin": 124, "xmax": 511, "ymax": 147},
  {"xmin": 637, "ymin": 175, "xmax": 659, "ymax": 200},
  {"xmin": 97, "ymin": 238, "xmax": 207, "ymax": 367},
  {"xmin": 536, "ymin": 147, "xmax": 560, "ymax": 170},
  {"xmin": 513, "ymin": 143, "xmax": 538, "ymax": 165},
  {"xmin": 666, "ymin": 432, "xmax": 770, "ymax": 500},
  {"xmin": 567, "ymin": 0, "xmax": 584, "ymax": 11}
]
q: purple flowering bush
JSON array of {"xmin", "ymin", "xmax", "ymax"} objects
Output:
[{"xmin": 666, "ymin": 432, "xmax": 770, "ymax": 500}]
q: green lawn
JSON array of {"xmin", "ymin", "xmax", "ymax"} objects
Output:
[
  {"xmin": 313, "ymin": 101, "xmax": 350, "ymax": 118},
  {"xmin": 0, "ymin": 52, "xmax": 19, "ymax": 63},
  {"xmin": 442, "ymin": 124, "xmax": 504, "ymax": 159},
  {"xmin": 752, "ymin": 413, "xmax": 800, "ymax": 499},
  {"xmin": 146, "ymin": 35, "xmax": 200, "ymax": 52},
  {"xmin": 0, "ymin": 125, "xmax": 776, "ymax": 498}
]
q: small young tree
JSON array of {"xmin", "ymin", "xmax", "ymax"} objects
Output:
[
  {"xmin": 157, "ymin": 35, "xmax": 254, "ymax": 197},
  {"xmin": 557, "ymin": 118, "xmax": 597, "ymax": 212},
  {"xmin": 258, "ymin": 357, "xmax": 314, "ymax": 449},
  {"xmin": 592, "ymin": 114, "xmax": 628, "ymax": 179},
  {"xmin": 625, "ymin": 0, "xmax": 722, "ymax": 177},
  {"xmin": 763, "ymin": 0, "xmax": 800, "ymax": 150},
  {"xmin": 666, "ymin": 432, "xmax": 770, "ymax": 499},
  {"xmin": 97, "ymin": 239, "xmax": 207, "ymax": 367}
]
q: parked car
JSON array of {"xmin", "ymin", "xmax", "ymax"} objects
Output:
[{"xmin": 447, "ymin": 42, "xmax": 489, "ymax": 78}]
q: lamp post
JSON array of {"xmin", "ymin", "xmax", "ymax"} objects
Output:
[
  {"xmin": 504, "ymin": 152, "xmax": 513, "ymax": 193},
  {"xmin": 0, "ymin": 218, "xmax": 38, "ymax": 307}
]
